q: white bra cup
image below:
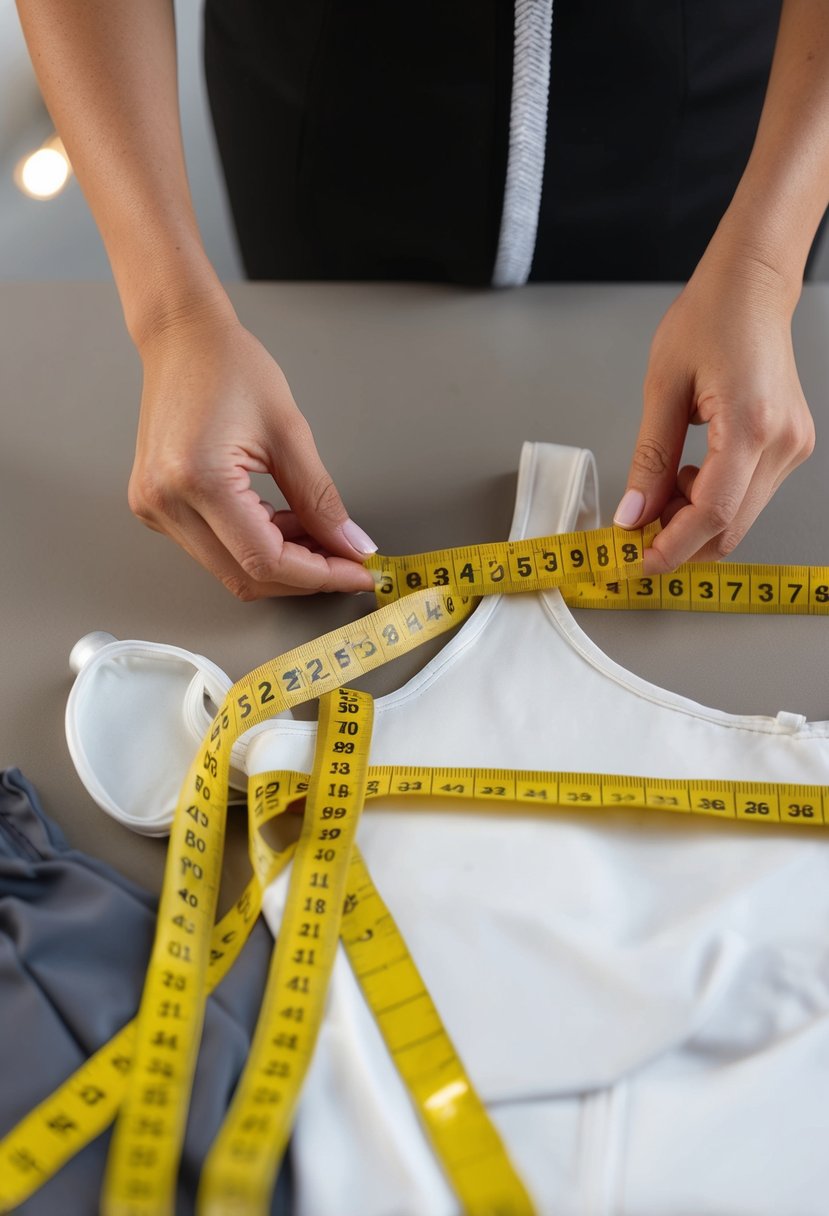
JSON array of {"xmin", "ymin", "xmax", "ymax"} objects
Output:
[{"xmin": 65, "ymin": 632, "xmax": 269, "ymax": 835}]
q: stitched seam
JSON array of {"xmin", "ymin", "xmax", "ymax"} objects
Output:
[
  {"xmin": 492, "ymin": 0, "xmax": 554, "ymax": 286},
  {"xmin": 539, "ymin": 593, "xmax": 829, "ymax": 737},
  {"xmin": 0, "ymin": 812, "xmax": 46, "ymax": 862}
]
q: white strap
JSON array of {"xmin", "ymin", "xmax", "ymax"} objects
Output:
[{"xmin": 509, "ymin": 441, "xmax": 600, "ymax": 542}]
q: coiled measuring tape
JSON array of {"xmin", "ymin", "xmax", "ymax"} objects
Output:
[{"xmin": 2, "ymin": 521, "xmax": 829, "ymax": 1216}]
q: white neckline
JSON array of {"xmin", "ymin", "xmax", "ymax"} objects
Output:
[
  {"xmin": 250, "ymin": 442, "xmax": 587, "ymax": 738},
  {"xmin": 263, "ymin": 442, "xmax": 829, "ymax": 739},
  {"xmin": 539, "ymin": 586, "xmax": 829, "ymax": 738},
  {"xmin": 351, "ymin": 440, "xmax": 595, "ymax": 713}
]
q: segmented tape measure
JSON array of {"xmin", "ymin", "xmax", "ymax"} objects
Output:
[{"xmin": 1, "ymin": 521, "xmax": 828, "ymax": 1216}]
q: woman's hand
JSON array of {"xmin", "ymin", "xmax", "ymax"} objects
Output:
[
  {"xmin": 128, "ymin": 308, "xmax": 377, "ymax": 599},
  {"xmin": 614, "ymin": 250, "xmax": 815, "ymax": 574}
]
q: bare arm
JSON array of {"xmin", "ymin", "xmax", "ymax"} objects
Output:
[
  {"xmin": 721, "ymin": 0, "xmax": 829, "ymax": 297},
  {"xmin": 15, "ymin": 0, "xmax": 377, "ymax": 596},
  {"xmin": 16, "ymin": 0, "xmax": 225, "ymax": 344},
  {"xmin": 617, "ymin": 0, "xmax": 829, "ymax": 571}
]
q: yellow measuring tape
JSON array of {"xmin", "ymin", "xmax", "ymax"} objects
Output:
[
  {"xmin": 364, "ymin": 521, "xmax": 829, "ymax": 613},
  {"xmin": 1, "ymin": 521, "xmax": 827, "ymax": 1216}
]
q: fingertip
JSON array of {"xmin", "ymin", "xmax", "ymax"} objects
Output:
[
  {"xmin": 349, "ymin": 573, "xmax": 377, "ymax": 594},
  {"xmin": 613, "ymin": 488, "xmax": 646, "ymax": 529},
  {"xmin": 321, "ymin": 555, "xmax": 379, "ymax": 595},
  {"xmin": 641, "ymin": 545, "xmax": 675, "ymax": 577},
  {"xmin": 341, "ymin": 519, "xmax": 378, "ymax": 557},
  {"xmin": 354, "ymin": 567, "xmax": 378, "ymax": 593}
]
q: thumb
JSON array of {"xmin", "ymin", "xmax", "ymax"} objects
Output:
[
  {"xmin": 613, "ymin": 373, "xmax": 689, "ymax": 530},
  {"xmin": 273, "ymin": 415, "xmax": 378, "ymax": 560}
]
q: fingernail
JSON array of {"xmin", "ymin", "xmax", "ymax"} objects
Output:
[
  {"xmin": 342, "ymin": 519, "xmax": 378, "ymax": 555},
  {"xmin": 613, "ymin": 489, "xmax": 645, "ymax": 528}
]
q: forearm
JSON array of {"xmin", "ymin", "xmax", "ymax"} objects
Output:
[
  {"xmin": 15, "ymin": 0, "xmax": 233, "ymax": 347},
  {"xmin": 707, "ymin": 0, "xmax": 829, "ymax": 307}
]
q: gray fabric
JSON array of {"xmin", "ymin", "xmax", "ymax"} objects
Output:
[{"xmin": 0, "ymin": 768, "xmax": 291, "ymax": 1215}]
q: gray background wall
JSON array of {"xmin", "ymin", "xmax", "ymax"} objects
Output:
[
  {"xmin": 0, "ymin": 1, "xmax": 826, "ymax": 284},
  {"xmin": 0, "ymin": 0, "xmax": 242, "ymax": 281}
]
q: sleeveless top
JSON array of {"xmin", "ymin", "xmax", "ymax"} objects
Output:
[{"xmin": 251, "ymin": 442, "xmax": 829, "ymax": 1216}]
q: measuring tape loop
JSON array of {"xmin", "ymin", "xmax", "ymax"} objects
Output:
[{"xmin": 5, "ymin": 519, "xmax": 829, "ymax": 1215}]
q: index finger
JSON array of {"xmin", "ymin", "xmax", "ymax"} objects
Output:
[
  {"xmin": 197, "ymin": 483, "xmax": 375, "ymax": 593},
  {"xmin": 642, "ymin": 422, "xmax": 761, "ymax": 574}
]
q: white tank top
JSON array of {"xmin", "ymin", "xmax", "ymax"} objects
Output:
[{"xmin": 251, "ymin": 442, "xmax": 829, "ymax": 1216}]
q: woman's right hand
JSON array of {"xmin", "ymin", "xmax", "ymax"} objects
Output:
[{"xmin": 128, "ymin": 306, "xmax": 378, "ymax": 599}]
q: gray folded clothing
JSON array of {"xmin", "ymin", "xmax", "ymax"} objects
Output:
[{"xmin": 0, "ymin": 768, "xmax": 291, "ymax": 1215}]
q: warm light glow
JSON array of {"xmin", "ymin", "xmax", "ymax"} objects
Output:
[{"xmin": 15, "ymin": 137, "xmax": 72, "ymax": 200}]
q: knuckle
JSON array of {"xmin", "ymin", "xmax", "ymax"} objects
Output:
[
  {"xmin": 790, "ymin": 413, "xmax": 816, "ymax": 461},
  {"xmin": 128, "ymin": 473, "xmax": 170, "ymax": 521},
  {"xmin": 222, "ymin": 573, "xmax": 259, "ymax": 602},
  {"xmin": 129, "ymin": 456, "xmax": 205, "ymax": 517},
  {"xmin": 792, "ymin": 428, "xmax": 811, "ymax": 464},
  {"xmin": 742, "ymin": 401, "xmax": 777, "ymax": 448},
  {"xmin": 705, "ymin": 495, "xmax": 741, "ymax": 534},
  {"xmin": 163, "ymin": 455, "xmax": 204, "ymax": 498},
  {"xmin": 309, "ymin": 474, "xmax": 344, "ymax": 523},
  {"xmin": 630, "ymin": 436, "xmax": 671, "ymax": 479},
  {"xmin": 240, "ymin": 554, "xmax": 278, "ymax": 584},
  {"xmin": 712, "ymin": 529, "xmax": 742, "ymax": 559}
]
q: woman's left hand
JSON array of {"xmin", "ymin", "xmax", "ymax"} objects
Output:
[{"xmin": 613, "ymin": 249, "xmax": 815, "ymax": 574}]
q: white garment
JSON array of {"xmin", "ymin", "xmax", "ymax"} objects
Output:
[
  {"xmin": 250, "ymin": 443, "xmax": 829, "ymax": 1216},
  {"xmin": 65, "ymin": 633, "xmax": 260, "ymax": 834}
]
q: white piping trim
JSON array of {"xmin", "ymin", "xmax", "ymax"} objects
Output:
[{"xmin": 492, "ymin": 0, "xmax": 554, "ymax": 287}]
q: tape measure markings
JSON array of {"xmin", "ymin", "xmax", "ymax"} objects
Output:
[
  {"xmin": 92, "ymin": 524, "xmax": 829, "ymax": 1214},
  {"xmin": 5, "ymin": 580, "xmax": 475, "ymax": 1216},
  {"xmin": 230, "ymin": 585, "xmax": 476, "ymax": 718},
  {"xmin": 197, "ymin": 689, "xmax": 373, "ymax": 1213},
  {"xmin": 563, "ymin": 562, "xmax": 829, "ymax": 613},
  {"xmin": 366, "ymin": 522, "xmax": 657, "ymax": 603},
  {"xmin": 250, "ymin": 768, "xmax": 829, "ymax": 828},
  {"xmin": 102, "ymin": 742, "xmax": 233, "ymax": 1216},
  {"xmin": 101, "ymin": 580, "xmax": 477, "ymax": 1216},
  {"xmin": 5, "ymin": 519, "xmax": 829, "ymax": 1215}
]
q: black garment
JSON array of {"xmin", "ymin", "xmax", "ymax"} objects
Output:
[
  {"xmin": 532, "ymin": 0, "xmax": 783, "ymax": 280},
  {"xmin": 204, "ymin": 1, "xmax": 513, "ymax": 284},
  {"xmin": 203, "ymin": 0, "xmax": 824, "ymax": 284},
  {"xmin": 0, "ymin": 769, "xmax": 290, "ymax": 1216}
]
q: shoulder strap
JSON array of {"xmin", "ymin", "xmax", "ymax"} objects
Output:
[{"xmin": 508, "ymin": 442, "xmax": 600, "ymax": 541}]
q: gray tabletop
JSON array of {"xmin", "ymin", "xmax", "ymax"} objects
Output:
[{"xmin": 2, "ymin": 281, "xmax": 828, "ymax": 903}]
